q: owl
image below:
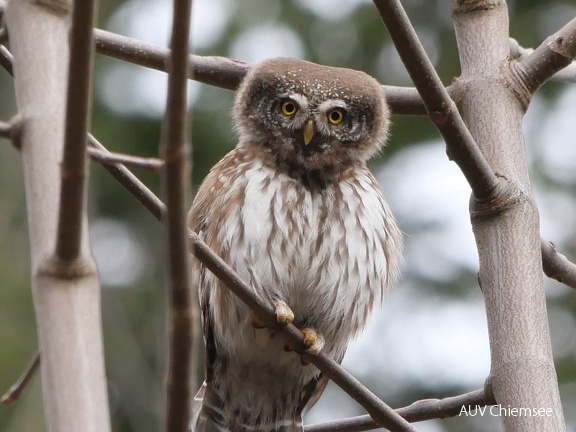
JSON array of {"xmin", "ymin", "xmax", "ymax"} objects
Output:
[{"xmin": 189, "ymin": 58, "xmax": 403, "ymax": 432}]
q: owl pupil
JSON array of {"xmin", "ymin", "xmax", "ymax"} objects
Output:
[
  {"xmin": 328, "ymin": 109, "xmax": 344, "ymax": 124},
  {"xmin": 281, "ymin": 101, "xmax": 297, "ymax": 116}
]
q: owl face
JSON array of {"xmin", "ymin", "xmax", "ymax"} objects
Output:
[{"xmin": 233, "ymin": 58, "xmax": 390, "ymax": 172}]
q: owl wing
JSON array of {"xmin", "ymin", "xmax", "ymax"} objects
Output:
[
  {"xmin": 190, "ymin": 298, "xmax": 228, "ymax": 432},
  {"xmin": 189, "ymin": 178, "xmax": 226, "ymax": 431}
]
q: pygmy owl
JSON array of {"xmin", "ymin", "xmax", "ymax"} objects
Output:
[{"xmin": 189, "ymin": 57, "xmax": 403, "ymax": 432}]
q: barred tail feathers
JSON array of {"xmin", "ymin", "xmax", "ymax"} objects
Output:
[{"xmin": 190, "ymin": 381, "xmax": 303, "ymax": 432}]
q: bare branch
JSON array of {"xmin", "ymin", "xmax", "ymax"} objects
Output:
[
  {"xmin": 511, "ymin": 17, "xmax": 576, "ymax": 94},
  {"xmin": 541, "ymin": 240, "xmax": 576, "ymax": 289},
  {"xmin": 0, "ymin": 119, "xmax": 11, "ymax": 138},
  {"xmin": 55, "ymin": 0, "xmax": 95, "ymax": 261},
  {"xmin": 383, "ymin": 86, "xmax": 426, "ymax": 115},
  {"xmin": 305, "ymin": 386, "xmax": 495, "ymax": 432},
  {"xmin": 87, "ymin": 134, "xmax": 166, "ymax": 221},
  {"xmin": 189, "ymin": 233, "xmax": 416, "ymax": 432},
  {"xmin": 161, "ymin": 0, "xmax": 195, "ymax": 430},
  {"xmin": 510, "ymin": 38, "xmax": 576, "ymax": 83},
  {"xmin": 87, "ymin": 147, "xmax": 164, "ymax": 171},
  {"xmin": 372, "ymin": 0, "xmax": 501, "ymax": 202},
  {"xmin": 94, "ymin": 28, "xmax": 247, "ymax": 90},
  {"xmin": 0, "ymin": 44, "xmax": 13, "ymax": 75},
  {"xmin": 1, "ymin": 351, "xmax": 40, "ymax": 405}
]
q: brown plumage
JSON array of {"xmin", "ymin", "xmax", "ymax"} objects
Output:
[{"xmin": 189, "ymin": 58, "xmax": 403, "ymax": 432}]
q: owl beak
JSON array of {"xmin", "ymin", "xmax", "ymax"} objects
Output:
[{"xmin": 303, "ymin": 120, "xmax": 315, "ymax": 145}]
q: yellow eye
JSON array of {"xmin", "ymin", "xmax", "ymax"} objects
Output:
[
  {"xmin": 327, "ymin": 108, "xmax": 344, "ymax": 125},
  {"xmin": 281, "ymin": 100, "xmax": 298, "ymax": 116}
]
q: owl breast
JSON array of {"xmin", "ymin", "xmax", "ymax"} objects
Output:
[{"xmin": 196, "ymin": 145, "xmax": 402, "ymax": 366}]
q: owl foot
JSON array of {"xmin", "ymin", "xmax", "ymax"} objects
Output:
[
  {"xmin": 300, "ymin": 328, "xmax": 325, "ymax": 354},
  {"xmin": 274, "ymin": 300, "xmax": 295, "ymax": 326},
  {"xmin": 298, "ymin": 328, "xmax": 325, "ymax": 365}
]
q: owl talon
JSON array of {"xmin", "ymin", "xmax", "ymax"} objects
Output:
[
  {"xmin": 274, "ymin": 300, "xmax": 294, "ymax": 327},
  {"xmin": 299, "ymin": 327, "xmax": 325, "ymax": 355}
]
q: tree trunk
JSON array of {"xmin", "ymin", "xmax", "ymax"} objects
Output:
[
  {"xmin": 452, "ymin": 0, "xmax": 565, "ymax": 430},
  {"xmin": 5, "ymin": 1, "xmax": 111, "ymax": 431}
]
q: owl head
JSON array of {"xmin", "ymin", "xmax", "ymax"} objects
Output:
[{"xmin": 233, "ymin": 58, "xmax": 390, "ymax": 172}]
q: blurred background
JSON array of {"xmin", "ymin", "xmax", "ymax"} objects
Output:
[{"xmin": 1, "ymin": 0, "xmax": 576, "ymax": 431}]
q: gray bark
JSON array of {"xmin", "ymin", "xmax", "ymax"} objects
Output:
[
  {"xmin": 5, "ymin": 1, "xmax": 111, "ymax": 431},
  {"xmin": 453, "ymin": 0, "xmax": 565, "ymax": 430}
]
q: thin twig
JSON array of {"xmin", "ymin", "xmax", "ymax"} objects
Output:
[
  {"xmin": 0, "ymin": 119, "xmax": 11, "ymax": 138},
  {"xmin": 510, "ymin": 38, "xmax": 576, "ymax": 83},
  {"xmin": 1, "ymin": 351, "xmax": 40, "ymax": 405},
  {"xmin": 372, "ymin": 0, "xmax": 501, "ymax": 202},
  {"xmin": 0, "ymin": 44, "xmax": 13, "ymax": 76},
  {"xmin": 189, "ymin": 233, "xmax": 416, "ymax": 432},
  {"xmin": 55, "ymin": 0, "xmax": 95, "ymax": 261},
  {"xmin": 87, "ymin": 147, "xmax": 164, "ymax": 171},
  {"xmin": 305, "ymin": 386, "xmax": 495, "ymax": 432},
  {"xmin": 512, "ymin": 17, "xmax": 576, "ymax": 94},
  {"xmin": 162, "ymin": 0, "xmax": 195, "ymax": 430},
  {"xmin": 87, "ymin": 134, "xmax": 166, "ymax": 221},
  {"xmin": 541, "ymin": 240, "xmax": 576, "ymax": 289}
]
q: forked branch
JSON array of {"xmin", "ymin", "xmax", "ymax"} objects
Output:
[
  {"xmin": 305, "ymin": 384, "xmax": 495, "ymax": 432},
  {"xmin": 372, "ymin": 0, "xmax": 503, "ymax": 204},
  {"xmin": 510, "ymin": 38, "xmax": 576, "ymax": 84},
  {"xmin": 511, "ymin": 16, "xmax": 576, "ymax": 94}
]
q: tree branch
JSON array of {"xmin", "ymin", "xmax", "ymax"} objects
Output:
[
  {"xmin": 55, "ymin": 0, "xmax": 95, "ymax": 261},
  {"xmin": 541, "ymin": 240, "xmax": 576, "ymax": 289},
  {"xmin": 161, "ymin": 0, "xmax": 195, "ymax": 430},
  {"xmin": 87, "ymin": 147, "xmax": 164, "ymax": 171},
  {"xmin": 305, "ymin": 385, "xmax": 496, "ymax": 432},
  {"xmin": 0, "ymin": 119, "xmax": 11, "ymax": 138},
  {"xmin": 87, "ymin": 134, "xmax": 166, "ymax": 221},
  {"xmin": 1, "ymin": 351, "xmax": 40, "ymax": 405},
  {"xmin": 372, "ymin": 0, "xmax": 501, "ymax": 202},
  {"xmin": 511, "ymin": 17, "xmax": 576, "ymax": 94},
  {"xmin": 509, "ymin": 38, "xmax": 576, "ymax": 84},
  {"xmin": 0, "ymin": 44, "xmax": 12, "ymax": 75},
  {"xmin": 94, "ymin": 27, "xmax": 247, "ymax": 90}
]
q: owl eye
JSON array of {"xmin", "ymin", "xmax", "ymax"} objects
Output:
[
  {"xmin": 281, "ymin": 100, "xmax": 298, "ymax": 116},
  {"xmin": 327, "ymin": 108, "xmax": 345, "ymax": 125}
]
